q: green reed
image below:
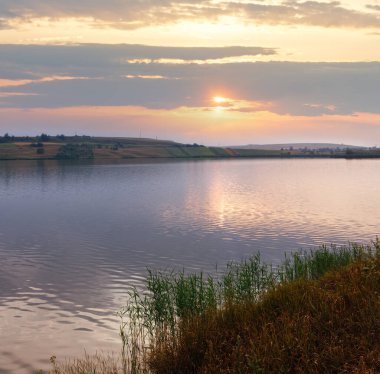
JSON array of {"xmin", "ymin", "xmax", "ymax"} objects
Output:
[{"xmin": 118, "ymin": 239, "xmax": 379, "ymax": 372}]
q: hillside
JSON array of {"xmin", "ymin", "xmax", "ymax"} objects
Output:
[
  {"xmin": 0, "ymin": 135, "xmax": 226, "ymax": 160},
  {"xmin": 230, "ymin": 143, "xmax": 367, "ymax": 150},
  {"xmin": 0, "ymin": 135, "xmax": 380, "ymax": 160}
]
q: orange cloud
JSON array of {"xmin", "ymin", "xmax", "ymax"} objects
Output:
[{"xmin": 0, "ymin": 76, "xmax": 91, "ymax": 88}]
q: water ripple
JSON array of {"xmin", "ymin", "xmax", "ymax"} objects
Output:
[{"xmin": 0, "ymin": 159, "xmax": 379, "ymax": 372}]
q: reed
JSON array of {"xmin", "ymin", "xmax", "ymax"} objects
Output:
[
  {"xmin": 148, "ymin": 241, "xmax": 380, "ymax": 373},
  {"xmin": 46, "ymin": 240, "xmax": 380, "ymax": 373},
  {"xmin": 117, "ymin": 239, "xmax": 379, "ymax": 373},
  {"xmin": 45, "ymin": 353, "xmax": 121, "ymax": 374}
]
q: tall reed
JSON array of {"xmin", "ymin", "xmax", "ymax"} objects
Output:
[{"xmin": 118, "ymin": 240, "xmax": 379, "ymax": 372}]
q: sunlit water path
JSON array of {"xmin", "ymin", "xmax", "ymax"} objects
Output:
[{"xmin": 0, "ymin": 158, "xmax": 379, "ymax": 372}]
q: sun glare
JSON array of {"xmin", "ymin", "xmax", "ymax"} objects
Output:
[{"xmin": 213, "ymin": 96, "xmax": 228, "ymax": 104}]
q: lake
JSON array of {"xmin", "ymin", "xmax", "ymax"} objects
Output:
[{"xmin": 0, "ymin": 158, "xmax": 379, "ymax": 373}]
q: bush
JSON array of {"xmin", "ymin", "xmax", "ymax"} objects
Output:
[{"xmin": 56, "ymin": 144, "xmax": 94, "ymax": 160}]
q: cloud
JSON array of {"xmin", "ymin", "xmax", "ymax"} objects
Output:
[
  {"xmin": 0, "ymin": 44, "xmax": 275, "ymax": 71},
  {"xmin": 0, "ymin": 19, "xmax": 10, "ymax": 29},
  {"xmin": 228, "ymin": 1, "xmax": 380, "ymax": 29},
  {"xmin": 1, "ymin": 1, "xmax": 380, "ymax": 30},
  {"xmin": 0, "ymin": 92, "xmax": 38, "ymax": 97},
  {"xmin": 0, "ymin": 0, "xmax": 220, "ymax": 29},
  {"xmin": 1, "ymin": 44, "xmax": 380, "ymax": 116},
  {"xmin": 367, "ymin": 4, "xmax": 380, "ymax": 12},
  {"xmin": 0, "ymin": 76, "xmax": 91, "ymax": 88}
]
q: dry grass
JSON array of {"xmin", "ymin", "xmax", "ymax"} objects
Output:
[
  {"xmin": 0, "ymin": 141, "xmax": 232, "ymax": 160},
  {"xmin": 0, "ymin": 142, "xmax": 60, "ymax": 159},
  {"xmin": 149, "ymin": 254, "xmax": 380, "ymax": 373},
  {"xmin": 42, "ymin": 353, "xmax": 123, "ymax": 374},
  {"xmin": 41, "ymin": 242, "xmax": 380, "ymax": 373}
]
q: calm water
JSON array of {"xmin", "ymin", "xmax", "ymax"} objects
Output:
[{"xmin": 0, "ymin": 158, "xmax": 379, "ymax": 372}]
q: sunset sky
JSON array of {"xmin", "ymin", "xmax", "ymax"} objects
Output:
[{"xmin": 1, "ymin": 0, "xmax": 380, "ymax": 145}]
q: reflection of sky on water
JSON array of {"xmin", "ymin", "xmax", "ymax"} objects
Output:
[{"xmin": 0, "ymin": 159, "xmax": 379, "ymax": 372}]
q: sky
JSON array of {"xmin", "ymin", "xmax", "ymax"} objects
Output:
[{"xmin": 1, "ymin": 0, "xmax": 380, "ymax": 146}]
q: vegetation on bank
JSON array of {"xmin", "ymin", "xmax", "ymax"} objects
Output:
[
  {"xmin": 45, "ymin": 241, "xmax": 380, "ymax": 373},
  {"xmin": 56, "ymin": 144, "xmax": 94, "ymax": 160},
  {"xmin": 2, "ymin": 133, "xmax": 380, "ymax": 160},
  {"xmin": 148, "ymin": 245, "xmax": 380, "ymax": 374}
]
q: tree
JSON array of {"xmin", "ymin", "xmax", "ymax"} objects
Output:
[{"xmin": 39, "ymin": 133, "xmax": 50, "ymax": 142}]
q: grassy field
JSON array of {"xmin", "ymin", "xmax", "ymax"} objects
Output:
[
  {"xmin": 0, "ymin": 142, "xmax": 61, "ymax": 159},
  {"xmin": 0, "ymin": 138, "xmax": 245, "ymax": 160},
  {"xmin": 1, "ymin": 136, "xmax": 380, "ymax": 160},
  {"xmin": 44, "ymin": 241, "xmax": 380, "ymax": 374}
]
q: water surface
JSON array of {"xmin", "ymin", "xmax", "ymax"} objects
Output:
[{"xmin": 0, "ymin": 158, "xmax": 379, "ymax": 372}]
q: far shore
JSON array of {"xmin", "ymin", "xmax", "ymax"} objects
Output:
[{"xmin": 1, "ymin": 135, "xmax": 380, "ymax": 161}]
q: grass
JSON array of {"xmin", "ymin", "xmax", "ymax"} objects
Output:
[
  {"xmin": 147, "ymin": 242, "xmax": 380, "ymax": 373},
  {"xmin": 3, "ymin": 137, "xmax": 380, "ymax": 161},
  {"xmin": 43, "ymin": 353, "xmax": 121, "ymax": 374},
  {"xmin": 44, "ymin": 240, "xmax": 380, "ymax": 373},
  {"xmin": 134, "ymin": 242, "xmax": 375, "ymax": 325},
  {"xmin": 151, "ymin": 257, "xmax": 380, "ymax": 373}
]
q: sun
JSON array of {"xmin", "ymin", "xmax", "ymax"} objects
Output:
[{"xmin": 213, "ymin": 96, "xmax": 228, "ymax": 104}]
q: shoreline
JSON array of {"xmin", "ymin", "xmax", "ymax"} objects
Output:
[
  {"xmin": 42, "ymin": 242, "xmax": 380, "ymax": 374},
  {"xmin": 1, "ymin": 136, "xmax": 380, "ymax": 162},
  {"xmin": 2, "ymin": 152, "xmax": 380, "ymax": 162}
]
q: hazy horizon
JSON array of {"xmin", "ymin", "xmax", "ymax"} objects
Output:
[{"xmin": 0, "ymin": 132, "xmax": 373, "ymax": 149}]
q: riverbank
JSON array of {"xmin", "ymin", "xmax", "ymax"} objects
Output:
[
  {"xmin": 148, "ymin": 245, "xmax": 380, "ymax": 374},
  {"xmin": 45, "ymin": 241, "xmax": 380, "ymax": 373},
  {"xmin": 1, "ymin": 136, "xmax": 380, "ymax": 160}
]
